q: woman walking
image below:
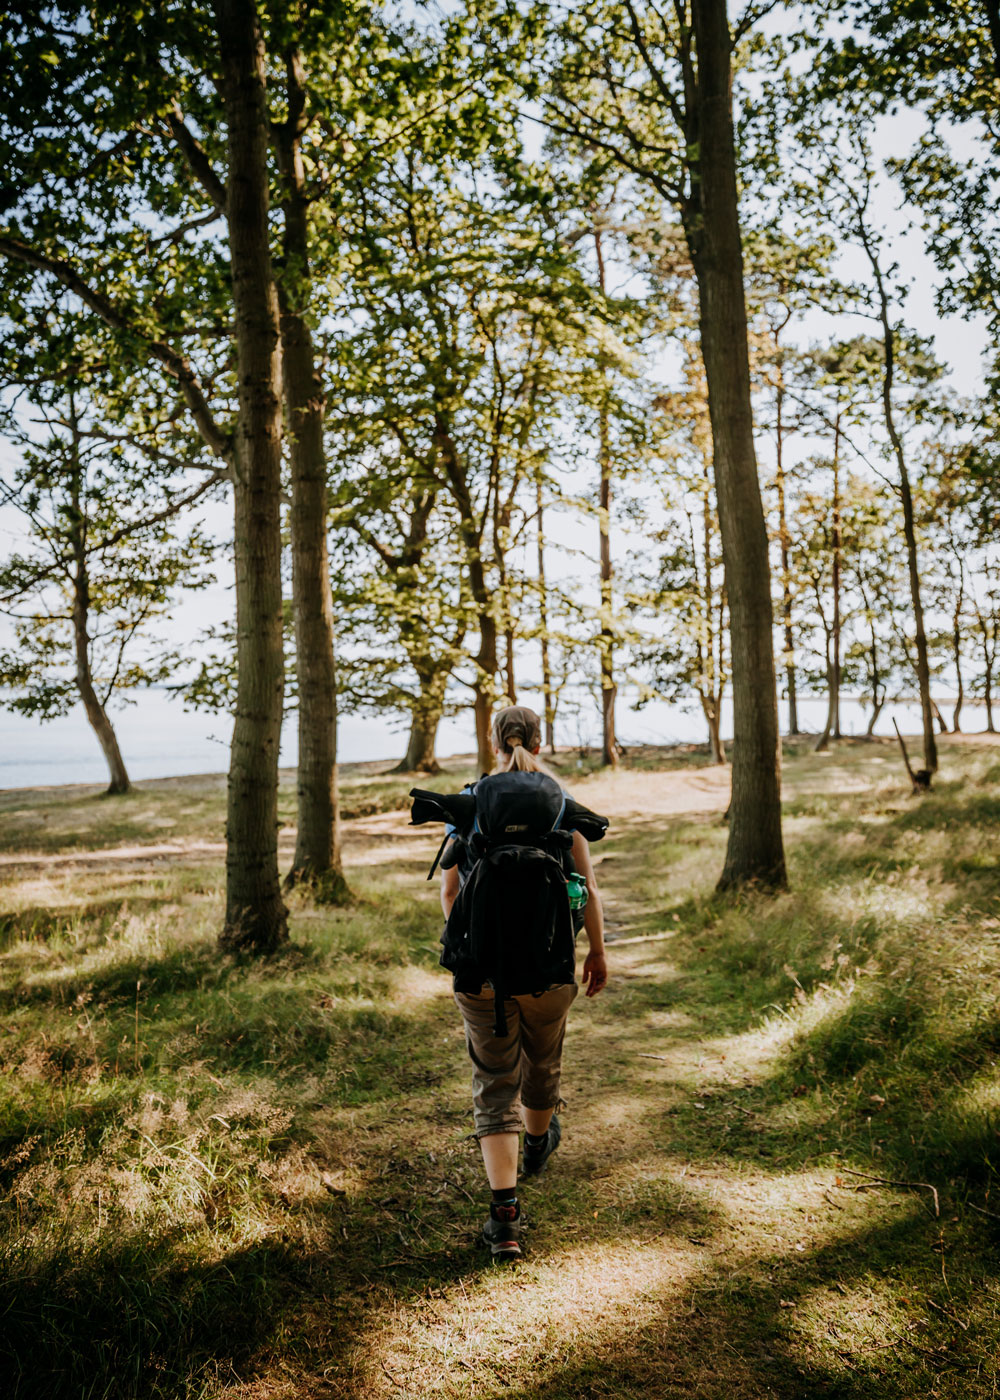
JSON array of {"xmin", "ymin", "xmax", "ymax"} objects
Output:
[{"xmin": 440, "ymin": 705, "xmax": 608, "ymax": 1261}]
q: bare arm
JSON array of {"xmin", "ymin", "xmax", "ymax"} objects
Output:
[
  {"xmin": 572, "ymin": 830, "xmax": 608, "ymax": 996},
  {"xmin": 440, "ymin": 845, "xmax": 459, "ymax": 920}
]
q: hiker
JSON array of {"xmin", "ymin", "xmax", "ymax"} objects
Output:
[{"xmin": 438, "ymin": 705, "xmax": 608, "ymax": 1262}]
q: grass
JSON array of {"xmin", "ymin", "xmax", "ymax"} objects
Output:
[{"xmin": 1, "ymin": 735, "xmax": 1000, "ymax": 1397}]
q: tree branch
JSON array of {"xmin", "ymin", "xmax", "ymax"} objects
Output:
[{"xmin": 0, "ymin": 233, "xmax": 231, "ymax": 461}]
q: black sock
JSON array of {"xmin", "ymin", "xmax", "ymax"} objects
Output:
[
  {"xmin": 491, "ymin": 1187, "xmax": 517, "ymax": 1206},
  {"xmin": 525, "ymin": 1130, "xmax": 546, "ymax": 1147}
]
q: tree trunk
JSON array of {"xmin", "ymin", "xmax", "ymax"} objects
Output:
[
  {"xmin": 687, "ymin": 0, "xmax": 786, "ymax": 889},
  {"xmin": 435, "ymin": 418, "xmax": 496, "ymax": 772},
  {"xmin": 831, "ymin": 418, "xmax": 842, "ymax": 740},
  {"xmin": 392, "ymin": 660, "xmax": 445, "ymax": 774},
  {"xmin": 504, "ymin": 627, "xmax": 516, "ymax": 703},
  {"xmin": 701, "ymin": 698, "xmax": 726, "ymax": 765},
  {"xmin": 986, "ymin": 655, "xmax": 995, "ymax": 732},
  {"xmin": 867, "ymin": 695, "xmax": 884, "ymax": 735},
  {"xmin": 396, "ymin": 708, "xmax": 442, "ymax": 775},
  {"xmin": 774, "ymin": 368, "xmax": 798, "ymax": 734},
  {"xmin": 860, "ymin": 221, "xmax": 937, "ymax": 776},
  {"xmin": 952, "ymin": 569, "xmax": 964, "ymax": 732},
  {"xmin": 536, "ymin": 476, "xmax": 556, "ymax": 752},
  {"xmin": 594, "ymin": 230, "xmax": 618, "ymax": 769},
  {"xmin": 275, "ymin": 50, "xmax": 346, "ymax": 902},
  {"xmin": 814, "ymin": 622, "xmax": 834, "ymax": 753},
  {"xmin": 216, "ymin": 0, "xmax": 288, "ymax": 953},
  {"xmin": 68, "ymin": 412, "xmax": 131, "ymax": 796}
]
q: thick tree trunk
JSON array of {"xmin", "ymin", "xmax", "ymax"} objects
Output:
[
  {"xmin": 536, "ymin": 477, "xmax": 556, "ymax": 752},
  {"xmin": 396, "ymin": 708, "xmax": 442, "ymax": 774},
  {"xmin": 216, "ymin": 0, "xmax": 288, "ymax": 953},
  {"xmin": 860, "ymin": 224, "xmax": 937, "ymax": 776},
  {"xmin": 688, "ymin": 0, "xmax": 785, "ymax": 889},
  {"xmin": 594, "ymin": 230, "xmax": 618, "ymax": 769},
  {"xmin": 774, "ymin": 373, "xmax": 798, "ymax": 734},
  {"xmin": 275, "ymin": 51, "xmax": 346, "ymax": 902},
  {"xmin": 392, "ymin": 661, "xmax": 445, "ymax": 774}
]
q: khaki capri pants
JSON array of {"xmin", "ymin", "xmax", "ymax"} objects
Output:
[{"xmin": 454, "ymin": 983, "xmax": 578, "ymax": 1138}]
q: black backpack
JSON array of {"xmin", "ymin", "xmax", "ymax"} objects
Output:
[{"xmin": 409, "ymin": 771, "xmax": 609, "ymax": 1035}]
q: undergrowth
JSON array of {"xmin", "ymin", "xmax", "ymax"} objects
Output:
[{"xmin": 1, "ymin": 737, "xmax": 999, "ymax": 1398}]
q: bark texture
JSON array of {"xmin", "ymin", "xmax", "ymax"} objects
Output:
[
  {"xmin": 858, "ymin": 217, "xmax": 937, "ymax": 774},
  {"xmin": 536, "ymin": 477, "xmax": 556, "ymax": 752},
  {"xmin": 774, "ymin": 372, "xmax": 798, "ymax": 735},
  {"xmin": 216, "ymin": 0, "xmax": 288, "ymax": 951},
  {"xmin": 435, "ymin": 418, "xmax": 496, "ymax": 773},
  {"xmin": 276, "ymin": 50, "xmax": 346, "ymax": 901},
  {"xmin": 687, "ymin": 0, "xmax": 785, "ymax": 888},
  {"xmin": 594, "ymin": 230, "xmax": 618, "ymax": 768}
]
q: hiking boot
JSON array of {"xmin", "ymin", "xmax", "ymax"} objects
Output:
[
  {"xmin": 482, "ymin": 1200, "xmax": 523, "ymax": 1263},
  {"xmin": 523, "ymin": 1115, "xmax": 561, "ymax": 1176}
]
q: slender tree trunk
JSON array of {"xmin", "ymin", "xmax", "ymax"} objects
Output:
[
  {"xmin": 701, "ymin": 697, "xmax": 726, "ymax": 765},
  {"xmin": 68, "ymin": 411, "xmax": 131, "ymax": 796},
  {"xmin": 216, "ymin": 0, "xmax": 287, "ymax": 953},
  {"xmin": 536, "ymin": 476, "xmax": 556, "ymax": 752},
  {"xmin": 952, "ymin": 565, "xmax": 964, "ymax": 732},
  {"xmin": 275, "ymin": 51, "xmax": 346, "ymax": 901},
  {"xmin": 831, "ymin": 418, "xmax": 842, "ymax": 740},
  {"xmin": 814, "ymin": 617, "xmax": 834, "ymax": 753},
  {"xmin": 860, "ymin": 224, "xmax": 937, "ymax": 775},
  {"xmin": 867, "ymin": 694, "xmax": 885, "ymax": 735},
  {"xmin": 594, "ymin": 230, "xmax": 618, "ymax": 769},
  {"xmin": 986, "ymin": 654, "xmax": 996, "ymax": 732},
  {"xmin": 774, "ymin": 369, "xmax": 798, "ymax": 734},
  {"xmin": 687, "ymin": 0, "xmax": 785, "ymax": 889},
  {"xmin": 435, "ymin": 418, "xmax": 495, "ymax": 772},
  {"xmin": 504, "ymin": 627, "xmax": 516, "ymax": 703}
]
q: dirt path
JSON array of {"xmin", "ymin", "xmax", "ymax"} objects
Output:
[{"xmin": 335, "ymin": 779, "xmax": 915, "ymax": 1400}]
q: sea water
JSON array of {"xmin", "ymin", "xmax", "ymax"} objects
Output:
[{"xmin": 0, "ymin": 688, "xmax": 983, "ymax": 791}]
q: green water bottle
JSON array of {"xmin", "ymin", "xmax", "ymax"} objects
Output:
[{"xmin": 566, "ymin": 871, "xmax": 588, "ymax": 912}]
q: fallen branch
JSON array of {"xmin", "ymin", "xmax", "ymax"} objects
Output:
[
  {"xmin": 638, "ymin": 1053, "xmax": 670, "ymax": 1062},
  {"xmin": 925, "ymin": 1297, "xmax": 968, "ymax": 1331},
  {"xmin": 968, "ymin": 1201, "xmax": 1000, "ymax": 1222},
  {"xmin": 838, "ymin": 1167, "xmax": 939, "ymax": 1217}
]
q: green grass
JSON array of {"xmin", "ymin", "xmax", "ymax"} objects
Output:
[{"xmin": 2, "ymin": 737, "xmax": 1000, "ymax": 1397}]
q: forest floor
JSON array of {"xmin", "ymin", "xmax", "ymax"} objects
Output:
[{"xmin": 2, "ymin": 735, "xmax": 1000, "ymax": 1398}]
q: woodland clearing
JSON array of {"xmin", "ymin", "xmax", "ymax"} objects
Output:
[{"xmin": 1, "ymin": 736, "xmax": 999, "ymax": 1399}]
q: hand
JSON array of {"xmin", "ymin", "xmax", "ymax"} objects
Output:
[{"xmin": 582, "ymin": 951, "xmax": 608, "ymax": 998}]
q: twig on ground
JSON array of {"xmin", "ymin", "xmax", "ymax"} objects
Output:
[
  {"xmin": 638, "ymin": 1053, "xmax": 670, "ymax": 1061},
  {"xmin": 969, "ymin": 1202, "xmax": 1000, "ymax": 1222},
  {"xmin": 838, "ymin": 1167, "xmax": 940, "ymax": 1217},
  {"xmin": 380, "ymin": 1358, "xmax": 408, "ymax": 1389},
  {"xmin": 925, "ymin": 1297, "xmax": 969, "ymax": 1330},
  {"xmin": 443, "ymin": 1177, "xmax": 475, "ymax": 1202}
]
